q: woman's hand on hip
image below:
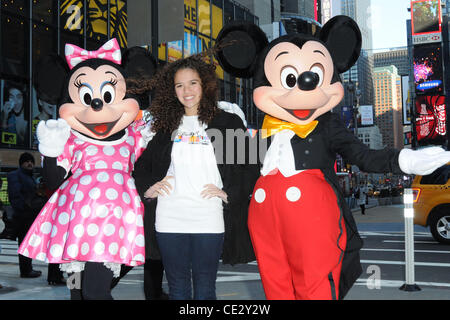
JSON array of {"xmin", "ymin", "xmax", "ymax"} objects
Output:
[
  {"xmin": 144, "ymin": 176, "xmax": 174, "ymax": 198},
  {"xmin": 201, "ymin": 184, "xmax": 228, "ymax": 203}
]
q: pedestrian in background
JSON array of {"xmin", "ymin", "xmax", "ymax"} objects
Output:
[
  {"xmin": 356, "ymin": 184, "xmax": 367, "ymax": 215},
  {"xmin": 132, "ymin": 54, "xmax": 257, "ymax": 300},
  {"xmin": 7, "ymin": 152, "xmax": 41, "ymax": 278}
]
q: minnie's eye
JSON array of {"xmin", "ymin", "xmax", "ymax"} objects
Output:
[
  {"xmin": 280, "ymin": 67, "xmax": 299, "ymax": 89},
  {"xmin": 101, "ymin": 83, "xmax": 115, "ymax": 104},
  {"xmin": 310, "ymin": 64, "xmax": 324, "ymax": 87},
  {"xmin": 79, "ymin": 86, "xmax": 93, "ymax": 107}
]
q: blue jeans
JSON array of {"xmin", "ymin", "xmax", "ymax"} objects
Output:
[{"xmin": 156, "ymin": 232, "xmax": 224, "ymax": 300}]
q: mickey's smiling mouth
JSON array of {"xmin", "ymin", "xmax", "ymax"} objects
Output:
[
  {"xmin": 78, "ymin": 118, "xmax": 120, "ymax": 136},
  {"xmin": 284, "ymin": 109, "xmax": 315, "ymax": 121}
]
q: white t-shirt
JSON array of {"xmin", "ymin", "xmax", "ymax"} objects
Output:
[{"xmin": 155, "ymin": 115, "xmax": 225, "ymax": 233}]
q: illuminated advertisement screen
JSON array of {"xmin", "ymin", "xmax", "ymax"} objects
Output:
[
  {"xmin": 411, "ymin": 0, "xmax": 441, "ymax": 35},
  {"xmin": 413, "ymin": 43, "xmax": 443, "ymax": 94},
  {"xmin": 401, "ymin": 75, "xmax": 412, "ymax": 125},
  {"xmin": 415, "ymin": 95, "xmax": 447, "ymax": 145}
]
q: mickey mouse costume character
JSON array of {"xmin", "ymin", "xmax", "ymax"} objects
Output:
[
  {"xmin": 215, "ymin": 16, "xmax": 450, "ymax": 300},
  {"xmin": 18, "ymin": 38, "xmax": 156, "ymax": 300}
]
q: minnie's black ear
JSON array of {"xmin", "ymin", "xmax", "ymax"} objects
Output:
[
  {"xmin": 215, "ymin": 21, "xmax": 268, "ymax": 78},
  {"xmin": 319, "ymin": 15, "xmax": 361, "ymax": 73},
  {"xmin": 122, "ymin": 46, "xmax": 157, "ymax": 80},
  {"xmin": 33, "ymin": 54, "xmax": 69, "ymax": 104}
]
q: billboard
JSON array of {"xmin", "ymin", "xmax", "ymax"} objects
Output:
[
  {"xmin": 415, "ymin": 95, "xmax": 447, "ymax": 145},
  {"xmin": 411, "ymin": 0, "xmax": 441, "ymax": 35},
  {"xmin": 401, "ymin": 75, "xmax": 412, "ymax": 125},
  {"xmin": 411, "ymin": 0, "xmax": 442, "ymax": 44},
  {"xmin": 359, "ymin": 105, "xmax": 374, "ymax": 126},
  {"xmin": 413, "ymin": 43, "xmax": 443, "ymax": 94}
]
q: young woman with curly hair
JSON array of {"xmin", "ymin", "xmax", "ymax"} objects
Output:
[{"xmin": 132, "ymin": 54, "xmax": 258, "ymax": 300}]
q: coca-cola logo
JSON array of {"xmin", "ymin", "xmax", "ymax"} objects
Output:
[{"xmin": 415, "ymin": 96, "xmax": 447, "ymax": 142}]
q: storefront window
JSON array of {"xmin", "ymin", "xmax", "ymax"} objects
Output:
[
  {"xmin": 0, "ymin": 79, "xmax": 30, "ymax": 148},
  {"xmin": 2, "ymin": 0, "xmax": 28, "ymax": 17},
  {"xmin": 32, "ymin": 0, "xmax": 58, "ymax": 26},
  {"xmin": 32, "ymin": 22, "xmax": 57, "ymax": 66},
  {"xmin": 1, "ymin": 13, "xmax": 28, "ymax": 76}
]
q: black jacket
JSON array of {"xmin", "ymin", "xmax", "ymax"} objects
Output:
[
  {"xmin": 263, "ymin": 111, "xmax": 402, "ymax": 299},
  {"xmin": 133, "ymin": 110, "xmax": 259, "ymax": 264}
]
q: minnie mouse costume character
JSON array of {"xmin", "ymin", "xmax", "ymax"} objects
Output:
[
  {"xmin": 18, "ymin": 38, "xmax": 156, "ymax": 299},
  {"xmin": 215, "ymin": 16, "xmax": 450, "ymax": 300}
]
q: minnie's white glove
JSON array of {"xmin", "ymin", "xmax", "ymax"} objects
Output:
[
  {"xmin": 398, "ymin": 147, "xmax": 450, "ymax": 175},
  {"xmin": 37, "ymin": 119, "xmax": 71, "ymax": 157}
]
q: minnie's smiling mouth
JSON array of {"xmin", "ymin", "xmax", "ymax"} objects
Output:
[
  {"xmin": 284, "ymin": 108, "xmax": 315, "ymax": 121},
  {"xmin": 78, "ymin": 118, "xmax": 120, "ymax": 136}
]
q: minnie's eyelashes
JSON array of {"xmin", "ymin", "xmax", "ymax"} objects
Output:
[{"xmin": 74, "ymin": 79, "xmax": 83, "ymax": 88}]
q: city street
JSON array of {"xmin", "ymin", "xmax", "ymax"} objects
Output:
[{"xmin": 0, "ymin": 204, "xmax": 449, "ymax": 300}]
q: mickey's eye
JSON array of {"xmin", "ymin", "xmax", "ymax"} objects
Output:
[
  {"xmin": 79, "ymin": 86, "xmax": 93, "ymax": 107},
  {"xmin": 310, "ymin": 64, "xmax": 324, "ymax": 87},
  {"xmin": 101, "ymin": 83, "xmax": 116, "ymax": 104},
  {"xmin": 280, "ymin": 66, "xmax": 299, "ymax": 90}
]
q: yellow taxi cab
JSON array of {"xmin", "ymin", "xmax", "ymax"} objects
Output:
[{"xmin": 412, "ymin": 163, "xmax": 450, "ymax": 244}]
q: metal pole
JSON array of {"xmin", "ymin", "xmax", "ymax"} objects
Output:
[{"xmin": 399, "ymin": 188, "xmax": 421, "ymax": 291}]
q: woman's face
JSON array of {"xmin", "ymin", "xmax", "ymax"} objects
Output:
[
  {"xmin": 174, "ymin": 68, "xmax": 202, "ymax": 116},
  {"xmin": 9, "ymin": 88, "xmax": 23, "ymax": 113}
]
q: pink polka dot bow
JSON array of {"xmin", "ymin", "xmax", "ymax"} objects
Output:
[{"xmin": 65, "ymin": 38, "xmax": 121, "ymax": 69}]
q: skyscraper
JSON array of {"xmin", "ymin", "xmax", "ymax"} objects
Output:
[
  {"xmin": 373, "ymin": 65, "xmax": 404, "ymax": 149},
  {"xmin": 340, "ymin": 0, "xmax": 374, "ymax": 106}
]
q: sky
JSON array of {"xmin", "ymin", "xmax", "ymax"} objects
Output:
[{"xmin": 369, "ymin": 0, "xmax": 412, "ymax": 50}]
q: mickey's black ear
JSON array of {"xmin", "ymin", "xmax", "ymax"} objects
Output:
[
  {"xmin": 215, "ymin": 21, "xmax": 268, "ymax": 78},
  {"xmin": 122, "ymin": 46, "xmax": 157, "ymax": 80},
  {"xmin": 122, "ymin": 47, "xmax": 157, "ymax": 110},
  {"xmin": 33, "ymin": 53, "xmax": 69, "ymax": 105},
  {"xmin": 319, "ymin": 15, "xmax": 361, "ymax": 73}
]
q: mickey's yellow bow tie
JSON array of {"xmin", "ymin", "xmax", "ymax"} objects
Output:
[{"xmin": 261, "ymin": 115, "xmax": 318, "ymax": 139}]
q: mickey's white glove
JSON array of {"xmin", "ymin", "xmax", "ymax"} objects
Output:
[
  {"xmin": 217, "ymin": 101, "xmax": 247, "ymax": 127},
  {"xmin": 37, "ymin": 119, "xmax": 71, "ymax": 157},
  {"xmin": 398, "ymin": 147, "xmax": 450, "ymax": 175}
]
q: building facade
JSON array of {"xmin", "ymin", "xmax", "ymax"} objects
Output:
[
  {"xmin": 356, "ymin": 125, "xmax": 383, "ymax": 150},
  {"xmin": 373, "ymin": 65, "xmax": 404, "ymax": 149}
]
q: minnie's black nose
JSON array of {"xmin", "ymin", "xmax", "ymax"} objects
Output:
[
  {"xmin": 298, "ymin": 71, "xmax": 320, "ymax": 91},
  {"xmin": 91, "ymin": 98, "xmax": 103, "ymax": 111}
]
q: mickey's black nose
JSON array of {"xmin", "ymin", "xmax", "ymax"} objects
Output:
[
  {"xmin": 91, "ymin": 98, "xmax": 103, "ymax": 111},
  {"xmin": 298, "ymin": 71, "xmax": 320, "ymax": 91}
]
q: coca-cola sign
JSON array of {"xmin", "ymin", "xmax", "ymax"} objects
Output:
[{"xmin": 415, "ymin": 95, "xmax": 447, "ymax": 145}]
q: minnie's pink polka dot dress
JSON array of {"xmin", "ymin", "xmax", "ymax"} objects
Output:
[{"xmin": 18, "ymin": 121, "xmax": 147, "ymax": 269}]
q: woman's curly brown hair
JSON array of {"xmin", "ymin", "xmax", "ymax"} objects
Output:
[{"xmin": 130, "ymin": 54, "xmax": 219, "ymax": 133}]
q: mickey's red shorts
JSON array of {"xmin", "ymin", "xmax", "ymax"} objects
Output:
[{"xmin": 248, "ymin": 169, "xmax": 346, "ymax": 300}]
